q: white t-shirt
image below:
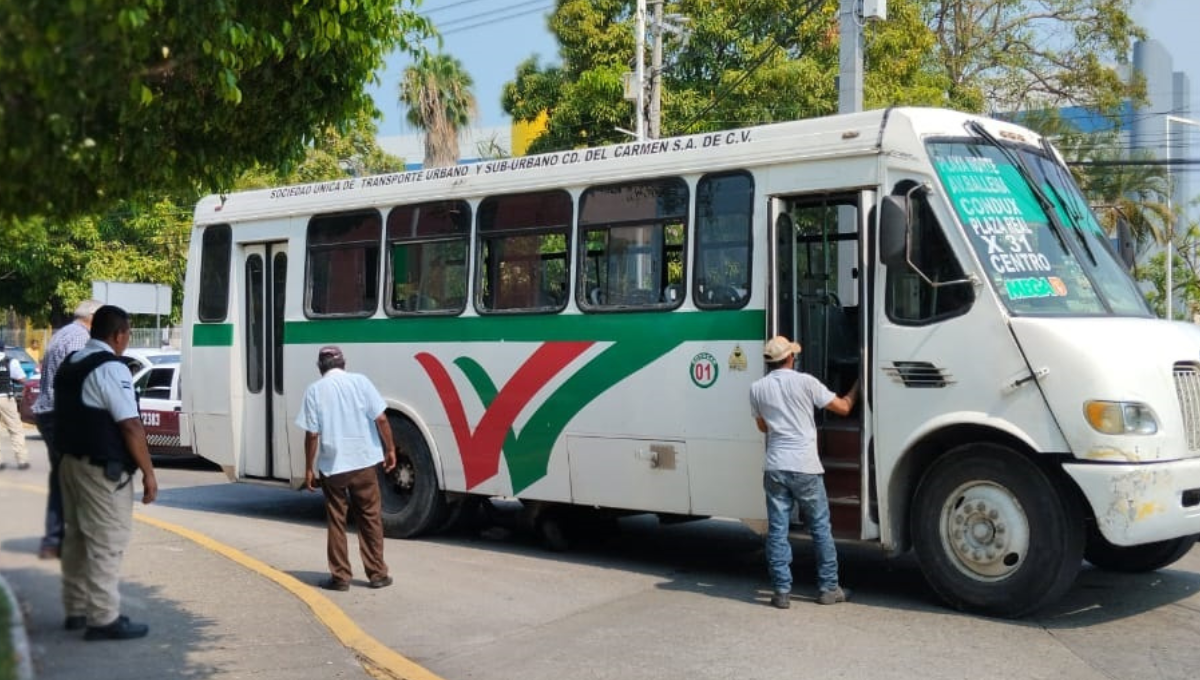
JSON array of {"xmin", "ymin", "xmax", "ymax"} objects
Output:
[
  {"xmin": 295, "ymin": 368, "xmax": 388, "ymax": 475},
  {"xmin": 748, "ymin": 369, "xmax": 835, "ymax": 474}
]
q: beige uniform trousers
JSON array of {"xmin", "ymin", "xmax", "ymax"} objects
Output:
[
  {"xmin": 59, "ymin": 454, "xmax": 134, "ymax": 627},
  {"xmin": 0, "ymin": 396, "xmax": 27, "ymax": 465}
]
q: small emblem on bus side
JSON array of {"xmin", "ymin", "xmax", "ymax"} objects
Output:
[
  {"xmin": 729, "ymin": 345, "xmax": 748, "ymax": 372},
  {"xmin": 690, "ymin": 352, "xmax": 719, "ymax": 388}
]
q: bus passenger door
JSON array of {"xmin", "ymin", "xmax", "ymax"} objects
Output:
[
  {"xmin": 241, "ymin": 242, "xmax": 291, "ymax": 481},
  {"xmin": 769, "ymin": 193, "xmax": 872, "ymax": 540}
]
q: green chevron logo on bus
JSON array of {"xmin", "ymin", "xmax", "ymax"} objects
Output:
[{"xmin": 415, "ymin": 337, "xmax": 683, "ymax": 494}]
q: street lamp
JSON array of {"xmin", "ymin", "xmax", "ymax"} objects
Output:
[{"xmin": 1163, "ymin": 114, "xmax": 1200, "ymax": 320}]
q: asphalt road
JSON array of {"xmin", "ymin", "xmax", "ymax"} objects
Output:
[{"xmin": 4, "ymin": 435, "xmax": 1200, "ymax": 680}]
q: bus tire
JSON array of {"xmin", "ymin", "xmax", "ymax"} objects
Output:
[
  {"xmin": 378, "ymin": 414, "xmax": 446, "ymax": 538},
  {"xmin": 1084, "ymin": 527, "xmax": 1198, "ymax": 573},
  {"xmin": 911, "ymin": 443, "xmax": 1084, "ymax": 618}
]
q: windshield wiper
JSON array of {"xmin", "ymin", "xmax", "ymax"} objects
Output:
[
  {"xmin": 1038, "ymin": 137, "xmax": 1097, "ymax": 266},
  {"xmin": 966, "ymin": 121, "xmax": 1072, "ymax": 257}
]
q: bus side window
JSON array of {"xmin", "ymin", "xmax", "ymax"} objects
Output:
[
  {"xmin": 694, "ymin": 172, "xmax": 753, "ymax": 310},
  {"xmin": 476, "ymin": 191, "xmax": 572, "ymax": 314},
  {"xmin": 884, "ymin": 182, "xmax": 974, "ymax": 324},
  {"xmin": 386, "ymin": 200, "xmax": 470, "ymax": 316},
  {"xmin": 198, "ymin": 224, "xmax": 232, "ymax": 322},
  {"xmin": 577, "ymin": 178, "xmax": 687, "ymax": 312},
  {"xmin": 305, "ymin": 210, "xmax": 381, "ymax": 318}
]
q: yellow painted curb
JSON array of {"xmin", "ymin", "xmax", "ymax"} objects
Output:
[{"xmin": 1, "ymin": 479, "xmax": 443, "ymax": 680}]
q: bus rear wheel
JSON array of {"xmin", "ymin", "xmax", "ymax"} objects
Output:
[
  {"xmin": 378, "ymin": 414, "xmax": 446, "ymax": 538},
  {"xmin": 911, "ymin": 443, "xmax": 1084, "ymax": 618},
  {"xmin": 1084, "ymin": 526, "xmax": 1198, "ymax": 573}
]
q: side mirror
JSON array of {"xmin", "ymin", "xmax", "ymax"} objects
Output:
[{"xmin": 879, "ymin": 195, "xmax": 909, "ymax": 267}]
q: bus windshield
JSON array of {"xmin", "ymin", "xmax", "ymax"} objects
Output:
[{"xmin": 928, "ymin": 137, "xmax": 1151, "ymax": 318}]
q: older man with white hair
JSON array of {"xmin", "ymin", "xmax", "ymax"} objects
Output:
[{"xmin": 33, "ymin": 299, "xmax": 103, "ymax": 560}]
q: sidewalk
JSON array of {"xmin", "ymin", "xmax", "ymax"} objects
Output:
[{"xmin": 0, "ymin": 461, "xmax": 373, "ymax": 680}]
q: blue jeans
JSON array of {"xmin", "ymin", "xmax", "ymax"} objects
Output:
[
  {"xmin": 763, "ymin": 470, "xmax": 839, "ymax": 595},
  {"xmin": 35, "ymin": 413, "xmax": 64, "ymax": 550}
]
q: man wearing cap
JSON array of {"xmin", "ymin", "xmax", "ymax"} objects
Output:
[
  {"xmin": 0, "ymin": 342, "xmax": 29, "ymax": 471},
  {"xmin": 749, "ymin": 335, "xmax": 857, "ymax": 609},
  {"xmin": 296, "ymin": 345, "xmax": 397, "ymax": 591},
  {"xmin": 33, "ymin": 299, "xmax": 103, "ymax": 559}
]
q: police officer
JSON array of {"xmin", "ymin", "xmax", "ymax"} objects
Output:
[
  {"xmin": 0, "ymin": 343, "xmax": 29, "ymax": 471},
  {"xmin": 55, "ymin": 305, "xmax": 157, "ymax": 640}
]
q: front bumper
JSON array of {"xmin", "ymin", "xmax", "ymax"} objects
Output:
[{"xmin": 1063, "ymin": 458, "xmax": 1200, "ymax": 546}]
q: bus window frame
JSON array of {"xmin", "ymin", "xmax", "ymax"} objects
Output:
[
  {"xmin": 303, "ymin": 209, "xmax": 383, "ymax": 319},
  {"xmin": 197, "ymin": 223, "xmax": 233, "ymax": 323},
  {"xmin": 576, "ymin": 176, "xmax": 689, "ymax": 313},
  {"xmin": 384, "ymin": 200, "xmax": 472, "ymax": 317},
  {"xmin": 693, "ymin": 171, "xmax": 755, "ymax": 311},
  {"xmin": 474, "ymin": 190, "xmax": 573, "ymax": 316}
]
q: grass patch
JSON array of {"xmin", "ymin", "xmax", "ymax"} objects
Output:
[{"xmin": 0, "ymin": 583, "xmax": 18, "ymax": 680}]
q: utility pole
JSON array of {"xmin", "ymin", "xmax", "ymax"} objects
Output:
[
  {"xmin": 634, "ymin": 0, "xmax": 647, "ymax": 140},
  {"xmin": 837, "ymin": 0, "xmax": 862, "ymax": 114},
  {"xmin": 838, "ymin": 0, "xmax": 886, "ymax": 114},
  {"xmin": 649, "ymin": 0, "xmax": 664, "ymax": 139}
]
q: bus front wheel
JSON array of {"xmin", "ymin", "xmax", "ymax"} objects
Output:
[
  {"xmin": 911, "ymin": 443, "xmax": 1084, "ymax": 618},
  {"xmin": 1084, "ymin": 525, "xmax": 1198, "ymax": 573},
  {"xmin": 378, "ymin": 414, "xmax": 446, "ymax": 538}
]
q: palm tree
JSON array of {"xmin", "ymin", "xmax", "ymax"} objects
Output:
[{"xmin": 399, "ymin": 54, "xmax": 478, "ymax": 168}]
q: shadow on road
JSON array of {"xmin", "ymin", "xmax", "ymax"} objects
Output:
[
  {"xmin": 147, "ymin": 476, "xmax": 1200, "ymax": 626},
  {"xmin": 0, "ymin": 549, "xmax": 221, "ymax": 680}
]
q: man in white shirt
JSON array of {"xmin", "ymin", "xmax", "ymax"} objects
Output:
[
  {"xmin": 749, "ymin": 335, "xmax": 856, "ymax": 609},
  {"xmin": 0, "ymin": 343, "xmax": 29, "ymax": 470},
  {"xmin": 296, "ymin": 346, "xmax": 397, "ymax": 591}
]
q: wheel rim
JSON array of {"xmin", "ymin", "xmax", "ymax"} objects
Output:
[
  {"xmin": 378, "ymin": 452, "xmax": 416, "ymax": 513},
  {"xmin": 938, "ymin": 481, "xmax": 1031, "ymax": 581}
]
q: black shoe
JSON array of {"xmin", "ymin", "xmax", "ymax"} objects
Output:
[
  {"xmin": 319, "ymin": 577, "xmax": 349, "ymax": 592},
  {"xmin": 64, "ymin": 615, "xmax": 87, "ymax": 631},
  {"xmin": 83, "ymin": 615, "xmax": 148, "ymax": 641},
  {"xmin": 16, "ymin": 462, "xmax": 30, "ymax": 470},
  {"xmin": 368, "ymin": 575, "xmax": 393, "ymax": 589},
  {"xmin": 0, "ymin": 463, "xmax": 7, "ymax": 471},
  {"xmin": 39, "ymin": 545, "xmax": 60, "ymax": 560},
  {"xmin": 770, "ymin": 591, "xmax": 791, "ymax": 609}
]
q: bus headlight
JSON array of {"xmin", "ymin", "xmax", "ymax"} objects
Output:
[{"xmin": 1083, "ymin": 401, "xmax": 1159, "ymax": 435}]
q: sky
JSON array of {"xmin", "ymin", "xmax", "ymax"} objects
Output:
[
  {"xmin": 367, "ymin": 0, "xmax": 1200, "ymax": 147},
  {"xmin": 367, "ymin": 0, "xmax": 559, "ymax": 135}
]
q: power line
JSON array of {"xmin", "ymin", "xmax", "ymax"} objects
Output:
[{"xmin": 435, "ymin": 1, "xmax": 553, "ymax": 36}]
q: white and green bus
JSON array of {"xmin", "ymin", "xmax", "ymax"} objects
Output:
[{"xmin": 181, "ymin": 107, "xmax": 1200, "ymax": 617}]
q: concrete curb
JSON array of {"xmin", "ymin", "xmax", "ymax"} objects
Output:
[{"xmin": 0, "ymin": 574, "xmax": 34, "ymax": 680}]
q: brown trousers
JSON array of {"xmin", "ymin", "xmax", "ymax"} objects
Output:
[{"xmin": 320, "ymin": 465, "xmax": 388, "ymax": 583}]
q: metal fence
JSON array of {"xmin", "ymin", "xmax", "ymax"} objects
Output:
[{"xmin": 0, "ymin": 327, "xmax": 182, "ymax": 358}]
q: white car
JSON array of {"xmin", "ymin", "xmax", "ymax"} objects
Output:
[
  {"xmin": 124, "ymin": 348, "xmax": 181, "ymax": 372},
  {"xmin": 131, "ymin": 361, "xmax": 191, "ymax": 457}
]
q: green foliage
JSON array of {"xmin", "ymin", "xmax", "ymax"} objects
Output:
[
  {"xmin": 504, "ymin": 0, "xmax": 1141, "ymax": 153},
  {"xmin": 503, "ymin": 0, "xmax": 949, "ymax": 153},
  {"xmin": 920, "ymin": 0, "xmax": 1143, "ymax": 115},
  {"xmin": 1, "ymin": 114, "xmax": 400, "ymax": 323},
  {"xmin": 0, "ymin": 0, "xmax": 433, "ymax": 222}
]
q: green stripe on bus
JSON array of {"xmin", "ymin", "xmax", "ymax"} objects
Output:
[
  {"xmin": 193, "ymin": 323, "xmax": 234, "ymax": 346},
  {"xmin": 283, "ymin": 310, "xmax": 764, "ymax": 345}
]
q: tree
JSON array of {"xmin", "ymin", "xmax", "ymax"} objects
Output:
[
  {"xmin": 0, "ymin": 114, "xmax": 401, "ymax": 323},
  {"xmin": 503, "ymin": 0, "xmax": 949, "ymax": 153},
  {"xmin": 399, "ymin": 54, "xmax": 478, "ymax": 168},
  {"xmin": 920, "ymin": 0, "xmax": 1143, "ymax": 115},
  {"xmin": 1019, "ymin": 109, "xmax": 1169, "ymax": 254},
  {"xmin": 0, "ymin": 0, "xmax": 433, "ymax": 224}
]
